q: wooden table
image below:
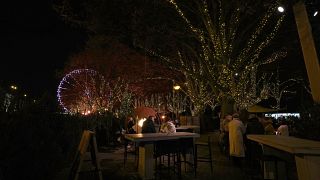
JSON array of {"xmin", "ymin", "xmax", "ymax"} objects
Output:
[
  {"xmin": 247, "ymin": 135, "xmax": 320, "ymax": 180},
  {"xmin": 125, "ymin": 132, "xmax": 200, "ymax": 179}
]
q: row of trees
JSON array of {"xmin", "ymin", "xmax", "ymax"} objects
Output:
[{"xmin": 53, "ymin": 0, "xmax": 313, "ymax": 115}]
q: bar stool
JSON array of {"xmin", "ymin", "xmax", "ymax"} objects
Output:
[
  {"xmin": 123, "ymin": 140, "xmax": 139, "ymax": 169},
  {"xmin": 195, "ymin": 135, "xmax": 213, "ymax": 175},
  {"xmin": 154, "ymin": 140, "xmax": 181, "ymax": 179},
  {"xmin": 179, "ymin": 137, "xmax": 196, "ymax": 176}
]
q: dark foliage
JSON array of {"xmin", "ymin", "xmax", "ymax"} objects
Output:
[
  {"xmin": 0, "ymin": 97, "xmax": 121, "ymax": 180},
  {"xmin": 295, "ymin": 103, "xmax": 320, "ymax": 141}
]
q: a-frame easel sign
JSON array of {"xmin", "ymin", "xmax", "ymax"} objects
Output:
[{"xmin": 69, "ymin": 130, "xmax": 103, "ymax": 180}]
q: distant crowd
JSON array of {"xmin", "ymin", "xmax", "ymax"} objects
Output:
[{"xmin": 219, "ymin": 112, "xmax": 293, "ymax": 167}]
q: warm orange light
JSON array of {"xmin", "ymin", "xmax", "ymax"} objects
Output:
[
  {"xmin": 161, "ymin": 115, "xmax": 165, "ymax": 119},
  {"xmin": 138, "ymin": 118, "xmax": 146, "ymax": 127},
  {"xmin": 173, "ymin": 85, "xmax": 181, "ymax": 90}
]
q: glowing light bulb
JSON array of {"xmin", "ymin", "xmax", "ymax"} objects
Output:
[
  {"xmin": 277, "ymin": 6, "xmax": 284, "ymax": 13},
  {"xmin": 173, "ymin": 85, "xmax": 181, "ymax": 90},
  {"xmin": 314, "ymin": 11, "xmax": 318, "ymax": 17}
]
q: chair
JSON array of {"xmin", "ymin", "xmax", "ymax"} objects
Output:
[
  {"xmin": 194, "ymin": 135, "xmax": 213, "ymax": 175},
  {"xmin": 123, "ymin": 139, "xmax": 139, "ymax": 169},
  {"xmin": 176, "ymin": 128, "xmax": 196, "ymax": 175},
  {"xmin": 154, "ymin": 140, "xmax": 182, "ymax": 179},
  {"xmin": 179, "ymin": 137, "xmax": 196, "ymax": 177}
]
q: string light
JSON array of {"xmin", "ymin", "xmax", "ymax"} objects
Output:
[
  {"xmin": 165, "ymin": 0, "xmax": 286, "ymax": 110},
  {"xmin": 57, "ymin": 69, "xmax": 132, "ymax": 115}
]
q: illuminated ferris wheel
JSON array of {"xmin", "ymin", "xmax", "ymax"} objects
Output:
[{"xmin": 57, "ymin": 69, "xmax": 111, "ymax": 114}]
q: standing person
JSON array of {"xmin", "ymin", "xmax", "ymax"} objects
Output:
[
  {"xmin": 245, "ymin": 114, "xmax": 265, "ymax": 167},
  {"xmin": 246, "ymin": 114, "xmax": 265, "ymax": 135},
  {"xmin": 219, "ymin": 114, "xmax": 232, "ymax": 155},
  {"xmin": 141, "ymin": 116, "xmax": 156, "ymax": 133},
  {"xmin": 228, "ymin": 113, "xmax": 246, "ymax": 167},
  {"xmin": 127, "ymin": 116, "xmax": 136, "ymax": 134},
  {"xmin": 277, "ymin": 119, "xmax": 289, "ymax": 136}
]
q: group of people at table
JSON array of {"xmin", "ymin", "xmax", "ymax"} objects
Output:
[
  {"xmin": 127, "ymin": 115, "xmax": 177, "ymax": 135},
  {"xmin": 219, "ymin": 113, "xmax": 289, "ymax": 166}
]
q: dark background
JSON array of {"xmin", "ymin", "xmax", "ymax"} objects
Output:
[{"xmin": 0, "ymin": 0, "xmax": 87, "ymax": 98}]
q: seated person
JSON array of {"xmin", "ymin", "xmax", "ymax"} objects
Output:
[
  {"xmin": 160, "ymin": 117, "xmax": 176, "ymax": 134},
  {"xmin": 262, "ymin": 117, "xmax": 276, "ymax": 135},
  {"xmin": 277, "ymin": 120, "xmax": 289, "ymax": 136},
  {"xmin": 141, "ymin": 116, "xmax": 156, "ymax": 133}
]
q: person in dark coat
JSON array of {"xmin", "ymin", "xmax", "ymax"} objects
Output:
[
  {"xmin": 246, "ymin": 116, "xmax": 264, "ymax": 135},
  {"xmin": 245, "ymin": 115, "xmax": 265, "ymax": 167},
  {"xmin": 127, "ymin": 116, "xmax": 136, "ymax": 134},
  {"xmin": 141, "ymin": 116, "xmax": 156, "ymax": 133}
]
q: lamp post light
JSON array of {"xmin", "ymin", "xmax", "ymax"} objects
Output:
[
  {"xmin": 172, "ymin": 83, "xmax": 181, "ymax": 125},
  {"xmin": 10, "ymin": 85, "xmax": 18, "ymax": 90},
  {"xmin": 278, "ymin": 6, "xmax": 285, "ymax": 13},
  {"xmin": 173, "ymin": 85, "xmax": 181, "ymax": 90}
]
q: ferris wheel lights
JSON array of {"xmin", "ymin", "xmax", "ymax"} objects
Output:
[{"xmin": 57, "ymin": 69, "xmax": 109, "ymax": 115}]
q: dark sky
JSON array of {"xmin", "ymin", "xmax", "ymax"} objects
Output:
[{"xmin": 0, "ymin": 0, "xmax": 87, "ymax": 97}]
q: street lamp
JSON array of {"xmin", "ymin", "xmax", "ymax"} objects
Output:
[
  {"xmin": 172, "ymin": 83, "xmax": 181, "ymax": 125},
  {"xmin": 10, "ymin": 85, "xmax": 18, "ymax": 90},
  {"xmin": 173, "ymin": 85, "xmax": 181, "ymax": 90},
  {"xmin": 278, "ymin": 6, "xmax": 285, "ymax": 13}
]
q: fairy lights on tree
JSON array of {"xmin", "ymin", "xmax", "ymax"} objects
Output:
[
  {"xmin": 166, "ymin": 0, "xmax": 287, "ymax": 110},
  {"xmin": 54, "ymin": 0, "xmax": 291, "ymax": 113}
]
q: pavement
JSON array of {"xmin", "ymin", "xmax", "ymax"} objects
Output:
[{"xmin": 56, "ymin": 131, "xmax": 293, "ymax": 180}]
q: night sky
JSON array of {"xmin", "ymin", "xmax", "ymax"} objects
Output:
[{"xmin": 0, "ymin": 0, "xmax": 87, "ymax": 97}]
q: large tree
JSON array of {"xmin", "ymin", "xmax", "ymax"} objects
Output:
[
  {"xmin": 54, "ymin": 0, "xmax": 289, "ymax": 114},
  {"xmin": 162, "ymin": 0, "xmax": 287, "ymax": 112}
]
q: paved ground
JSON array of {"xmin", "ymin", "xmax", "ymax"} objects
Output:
[{"xmin": 58, "ymin": 131, "xmax": 297, "ymax": 180}]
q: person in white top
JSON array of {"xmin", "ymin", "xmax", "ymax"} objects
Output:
[
  {"xmin": 277, "ymin": 120, "xmax": 289, "ymax": 136},
  {"xmin": 160, "ymin": 117, "xmax": 176, "ymax": 134},
  {"xmin": 228, "ymin": 113, "xmax": 246, "ymax": 167}
]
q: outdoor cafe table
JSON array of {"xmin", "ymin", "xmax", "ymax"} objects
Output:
[
  {"xmin": 247, "ymin": 135, "xmax": 320, "ymax": 180},
  {"xmin": 124, "ymin": 132, "xmax": 200, "ymax": 179}
]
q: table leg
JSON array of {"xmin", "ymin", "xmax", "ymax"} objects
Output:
[
  {"xmin": 139, "ymin": 143, "xmax": 154, "ymax": 180},
  {"xmin": 295, "ymin": 155, "xmax": 320, "ymax": 180}
]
